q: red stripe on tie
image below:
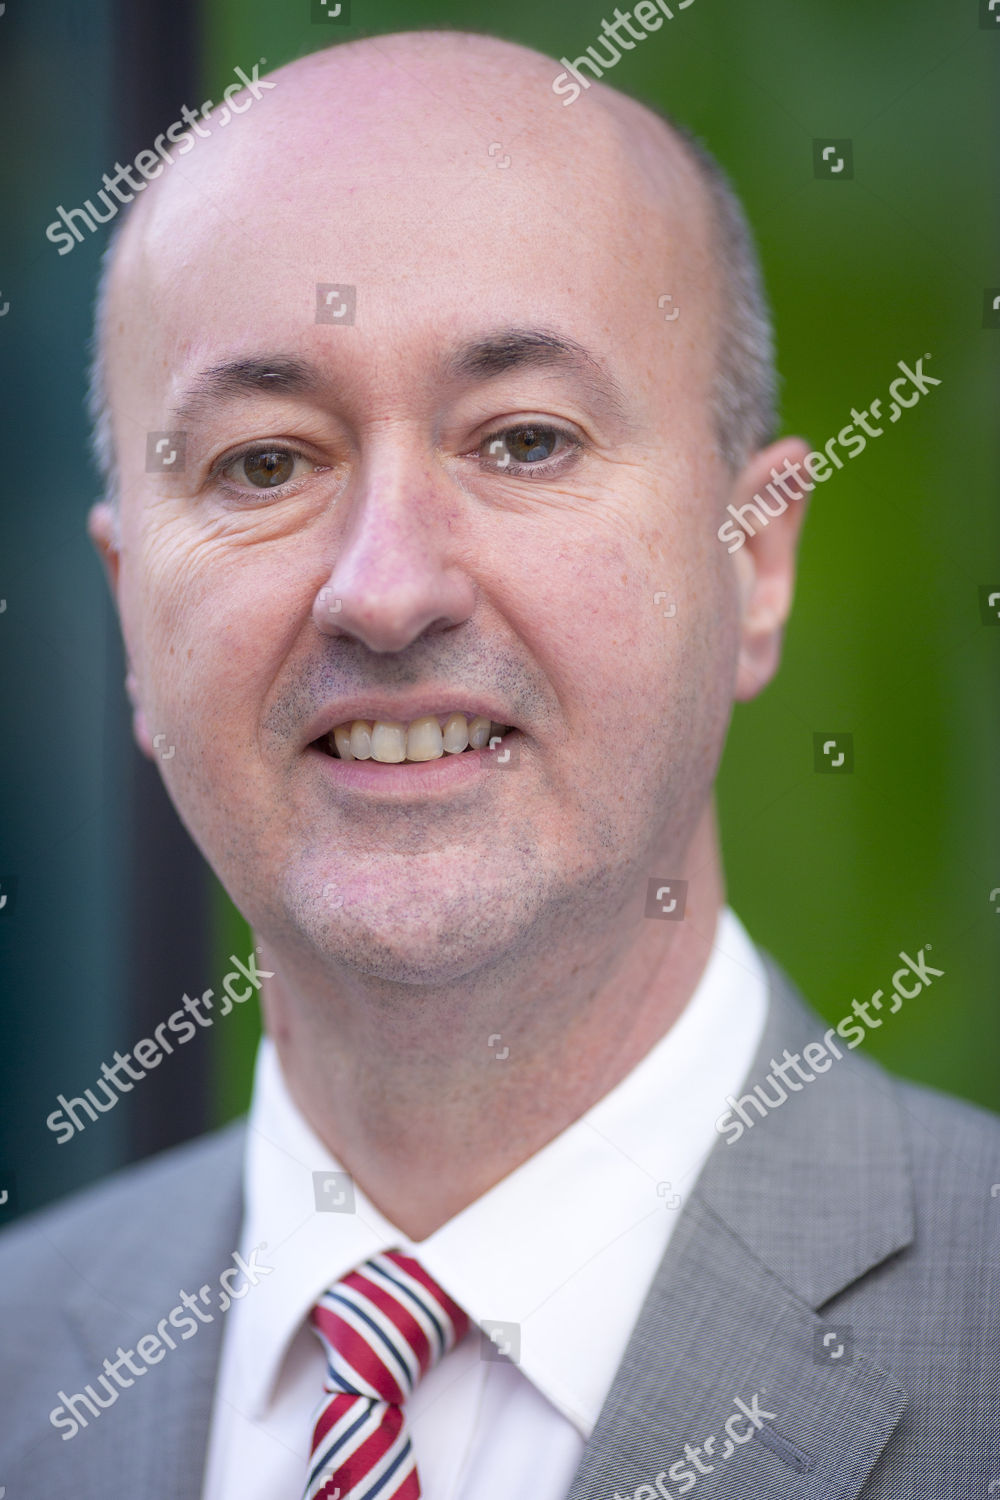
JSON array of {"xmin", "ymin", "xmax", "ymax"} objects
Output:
[
  {"xmin": 317, "ymin": 1480, "xmax": 345, "ymax": 1500},
  {"xmin": 313, "ymin": 1302, "xmax": 404, "ymax": 1404},
  {"xmin": 311, "ymin": 1390, "xmax": 358, "ymax": 1452},
  {"xmin": 386, "ymin": 1252, "xmax": 471, "ymax": 1341},
  {"xmin": 353, "ymin": 1269, "xmax": 432, "ymax": 1374},
  {"xmin": 327, "ymin": 1402, "xmax": 404, "ymax": 1490},
  {"xmin": 393, "ymin": 1468, "xmax": 420, "ymax": 1500}
]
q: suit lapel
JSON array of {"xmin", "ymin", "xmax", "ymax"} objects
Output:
[{"xmin": 565, "ymin": 952, "xmax": 913, "ymax": 1500}]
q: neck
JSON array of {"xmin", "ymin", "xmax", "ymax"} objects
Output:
[{"xmin": 257, "ymin": 805, "xmax": 725, "ymax": 1240}]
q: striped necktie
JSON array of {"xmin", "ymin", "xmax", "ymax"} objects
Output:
[{"xmin": 304, "ymin": 1248, "xmax": 470, "ymax": 1500}]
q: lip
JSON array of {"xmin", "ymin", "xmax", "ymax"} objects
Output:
[
  {"xmin": 306, "ymin": 731, "xmax": 520, "ymax": 798},
  {"xmin": 301, "ymin": 695, "xmax": 519, "ymax": 747}
]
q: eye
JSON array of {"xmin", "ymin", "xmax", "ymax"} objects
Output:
[
  {"xmin": 219, "ymin": 446, "xmax": 316, "ymax": 490},
  {"xmin": 478, "ymin": 424, "xmax": 578, "ymax": 476}
]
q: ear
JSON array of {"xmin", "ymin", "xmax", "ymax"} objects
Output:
[
  {"xmin": 725, "ymin": 437, "xmax": 812, "ymax": 702},
  {"xmin": 87, "ymin": 500, "xmax": 121, "ymax": 600},
  {"xmin": 87, "ymin": 499, "xmax": 156, "ymax": 760}
]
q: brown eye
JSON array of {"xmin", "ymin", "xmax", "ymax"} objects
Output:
[
  {"xmin": 480, "ymin": 424, "xmax": 571, "ymax": 473},
  {"xmin": 505, "ymin": 426, "xmax": 557, "ymax": 462},
  {"xmin": 239, "ymin": 449, "xmax": 296, "ymax": 487}
]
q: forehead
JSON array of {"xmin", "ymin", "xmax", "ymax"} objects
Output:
[{"xmin": 105, "ymin": 44, "xmax": 717, "ymax": 419}]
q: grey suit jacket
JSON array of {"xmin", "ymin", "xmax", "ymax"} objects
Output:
[{"xmin": 1, "ymin": 951, "xmax": 998, "ymax": 1498}]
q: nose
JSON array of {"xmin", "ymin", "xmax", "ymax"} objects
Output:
[{"xmin": 311, "ymin": 452, "xmax": 477, "ymax": 653}]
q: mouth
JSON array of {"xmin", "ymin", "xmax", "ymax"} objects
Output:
[{"xmin": 311, "ymin": 712, "xmax": 516, "ymax": 765}]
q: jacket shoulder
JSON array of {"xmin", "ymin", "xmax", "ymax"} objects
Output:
[
  {"xmin": 889, "ymin": 1071, "xmax": 1000, "ymax": 1216},
  {"xmin": 0, "ymin": 1118, "xmax": 246, "ymax": 1292}
]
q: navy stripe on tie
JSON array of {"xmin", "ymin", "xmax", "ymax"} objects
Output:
[
  {"xmin": 326, "ymin": 1288, "xmax": 415, "ymax": 1389},
  {"xmin": 362, "ymin": 1436, "xmax": 413, "ymax": 1500},
  {"xmin": 308, "ymin": 1402, "xmax": 372, "ymax": 1489},
  {"xmin": 371, "ymin": 1260, "xmax": 447, "ymax": 1354}
]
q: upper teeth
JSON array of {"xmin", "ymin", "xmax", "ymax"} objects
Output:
[{"xmin": 329, "ymin": 713, "xmax": 502, "ymax": 762}]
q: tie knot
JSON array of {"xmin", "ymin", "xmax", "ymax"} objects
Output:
[{"xmin": 310, "ymin": 1249, "xmax": 470, "ymax": 1406}]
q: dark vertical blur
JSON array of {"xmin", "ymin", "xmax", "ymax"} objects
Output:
[
  {"xmin": 0, "ymin": 0, "xmax": 212, "ymax": 1228},
  {"xmin": 107, "ymin": 0, "xmax": 214, "ymax": 1164},
  {"xmin": 112, "ymin": 0, "xmax": 201, "ymax": 161}
]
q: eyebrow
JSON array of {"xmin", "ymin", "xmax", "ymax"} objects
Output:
[
  {"xmin": 166, "ymin": 328, "xmax": 633, "ymax": 431},
  {"xmin": 168, "ymin": 356, "xmax": 319, "ymax": 427},
  {"xmin": 443, "ymin": 327, "xmax": 632, "ymax": 427}
]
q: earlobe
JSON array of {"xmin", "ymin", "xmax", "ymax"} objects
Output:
[
  {"xmin": 91, "ymin": 505, "xmax": 154, "ymax": 761},
  {"xmin": 86, "ymin": 500, "xmax": 121, "ymax": 600},
  {"xmin": 728, "ymin": 437, "xmax": 811, "ymax": 703},
  {"xmin": 131, "ymin": 703, "xmax": 156, "ymax": 761},
  {"xmin": 125, "ymin": 668, "xmax": 156, "ymax": 760}
]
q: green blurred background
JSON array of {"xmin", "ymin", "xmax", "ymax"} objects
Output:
[{"xmin": 1, "ymin": 0, "xmax": 997, "ymax": 1220}]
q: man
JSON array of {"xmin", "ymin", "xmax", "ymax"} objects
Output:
[{"xmin": 1, "ymin": 28, "xmax": 996, "ymax": 1500}]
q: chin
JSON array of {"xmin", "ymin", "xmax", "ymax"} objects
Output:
[
  {"xmin": 317, "ymin": 919, "xmax": 509, "ymax": 986},
  {"xmin": 292, "ymin": 873, "xmax": 541, "ymax": 987}
]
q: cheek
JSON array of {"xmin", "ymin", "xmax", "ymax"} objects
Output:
[
  {"xmin": 525, "ymin": 536, "xmax": 681, "ymax": 733},
  {"xmin": 124, "ymin": 531, "xmax": 301, "ymax": 739},
  {"xmin": 498, "ymin": 511, "xmax": 655, "ymax": 676},
  {"xmin": 557, "ymin": 523, "xmax": 737, "ymax": 788}
]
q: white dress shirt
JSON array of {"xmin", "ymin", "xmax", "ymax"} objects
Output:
[{"xmin": 201, "ymin": 906, "xmax": 767, "ymax": 1500}]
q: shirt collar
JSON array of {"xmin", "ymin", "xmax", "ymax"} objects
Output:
[{"xmin": 238, "ymin": 906, "xmax": 767, "ymax": 1435}]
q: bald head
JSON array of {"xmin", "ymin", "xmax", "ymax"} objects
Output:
[{"xmin": 88, "ymin": 29, "xmax": 775, "ymax": 515}]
